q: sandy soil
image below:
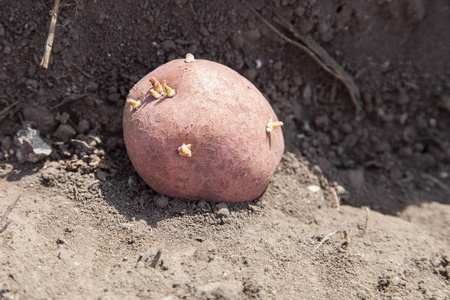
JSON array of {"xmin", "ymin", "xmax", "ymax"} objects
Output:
[{"xmin": 0, "ymin": 0, "xmax": 449, "ymax": 299}]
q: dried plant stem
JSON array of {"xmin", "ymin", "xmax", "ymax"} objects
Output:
[
  {"xmin": 362, "ymin": 206, "xmax": 370, "ymax": 236},
  {"xmin": 40, "ymin": 0, "xmax": 61, "ymax": 69},
  {"xmin": 314, "ymin": 231, "xmax": 339, "ymax": 251},
  {"xmin": 0, "ymin": 195, "xmax": 21, "ymax": 234},
  {"xmin": 247, "ymin": 3, "xmax": 361, "ymax": 114}
]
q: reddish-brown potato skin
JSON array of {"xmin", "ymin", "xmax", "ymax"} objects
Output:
[{"xmin": 123, "ymin": 59, "xmax": 284, "ymax": 203}]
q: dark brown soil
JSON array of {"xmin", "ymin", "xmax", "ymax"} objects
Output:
[{"xmin": 1, "ymin": 0, "xmax": 449, "ymax": 299}]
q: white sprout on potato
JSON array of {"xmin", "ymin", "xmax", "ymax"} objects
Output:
[
  {"xmin": 127, "ymin": 98, "xmax": 142, "ymax": 110},
  {"xmin": 149, "ymin": 77, "xmax": 175, "ymax": 99},
  {"xmin": 178, "ymin": 143, "xmax": 192, "ymax": 157},
  {"xmin": 185, "ymin": 53, "xmax": 196, "ymax": 63},
  {"xmin": 150, "ymin": 77, "xmax": 164, "ymax": 94},
  {"xmin": 149, "ymin": 89, "xmax": 162, "ymax": 99},
  {"xmin": 266, "ymin": 119, "xmax": 283, "ymax": 133},
  {"xmin": 161, "ymin": 80, "xmax": 175, "ymax": 97}
]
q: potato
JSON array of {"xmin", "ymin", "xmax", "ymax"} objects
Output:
[{"xmin": 123, "ymin": 55, "xmax": 284, "ymax": 203}]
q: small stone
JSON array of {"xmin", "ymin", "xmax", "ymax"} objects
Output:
[
  {"xmin": 56, "ymin": 238, "xmax": 66, "ymax": 245},
  {"xmin": 243, "ymin": 29, "xmax": 261, "ymax": 41},
  {"xmin": 406, "ymin": 0, "xmax": 425, "ymax": 23},
  {"xmin": 96, "ymin": 169, "xmax": 108, "ymax": 180},
  {"xmin": 1, "ymin": 136, "xmax": 13, "ymax": 151},
  {"xmin": 320, "ymin": 31, "xmax": 334, "ymax": 42},
  {"xmin": 23, "ymin": 106, "xmax": 56, "ymax": 134},
  {"xmin": 398, "ymin": 147, "xmax": 413, "ymax": 157},
  {"xmin": 87, "ymin": 81, "xmax": 98, "ymax": 92},
  {"xmin": 54, "ymin": 124, "xmax": 77, "ymax": 143},
  {"xmin": 155, "ymin": 195, "xmax": 169, "ymax": 208},
  {"xmin": 299, "ymin": 19, "xmax": 314, "ymax": 35},
  {"xmin": 307, "ymin": 185, "xmax": 321, "ymax": 192},
  {"xmin": 107, "ymin": 93, "xmax": 121, "ymax": 103},
  {"xmin": 273, "ymin": 61, "xmax": 283, "ymax": 71},
  {"xmin": 439, "ymin": 94, "xmax": 450, "ymax": 113},
  {"xmin": 277, "ymin": 80, "xmax": 290, "ymax": 93},
  {"xmin": 199, "ymin": 26, "xmax": 210, "ymax": 37},
  {"xmin": 402, "ymin": 125, "xmax": 417, "ymax": 143},
  {"xmin": 397, "ymin": 88, "xmax": 410, "ymax": 105},
  {"xmin": 317, "ymin": 20, "xmax": 330, "ymax": 34},
  {"xmin": 14, "ymin": 124, "xmax": 52, "ymax": 163},
  {"xmin": 77, "ymin": 119, "xmax": 90, "ymax": 134},
  {"xmin": 315, "ymin": 132, "xmax": 330, "ymax": 147},
  {"xmin": 414, "ymin": 142, "xmax": 425, "ymax": 153},
  {"xmin": 216, "ymin": 208, "xmax": 230, "ymax": 218},
  {"xmin": 295, "ymin": 6, "xmax": 306, "ymax": 16},
  {"xmin": 95, "ymin": 13, "xmax": 106, "ymax": 25},
  {"xmin": 303, "ymin": 83, "xmax": 312, "ymax": 98},
  {"xmin": 161, "ymin": 40, "xmax": 176, "ymax": 52},
  {"xmin": 27, "ymin": 65, "xmax": 37, "ymax": 77},
  {"xmin": 314, "ymin": 115, "xmax": 330, "ymax": 130},
  {"xmin": 243, "ymin": 69, "xmax": 258, "ymax": 82},
  {"xmin": 230, "ymin": 34, "xmax": 245, "ymax": 49},
  {"xmin": 128, "ymin": 176, "xmax": 139, "ymax": 190},
  {"xmin": 344, "ymin": 134, "xmax": 358, "ymax": 150},
  {"xmin": 216, "ymin": 202, "xmax": 228, "ymax": 210},
  {"xmin": 340, "ymin": 123, "xmax": 353, "ymax": 135},
  {"xmin": 55, "ymin": 112, "xmax": 70, "ymax": 124},
  {"xmin": 41, "ymin": 166, "xmax": 58, "ymax": 182},
  {"xmin": 197, "ymin": 200, "xmax": 211, "ymax": 211},
  {"xmin": 375, "ymin": 140, "xmax": 391, "ymax": 153},
  {"xmin": 198, "ymin": 282, "xmax": 241, "ymax": 299},
  {"xmin": 215, "ymin": 203, "xmax": 230, "ymax": 218},
  {"xmin": 389, "ymin": 168, "xmax": 403, "ymax": 181},
  {"xmin": 330, "ymin": 128, "xmax": 340, "ymax": 143},
  {"xmin": 292, "ymin": 76, "xmax": 303, "ymax": 86},
  {"xmin": 3, "ymin": 46, "xmax": 11, "ymax": 55},
  {"xmin": 25, "ymin": 79, "xmax": 38, "ymax": 90}
]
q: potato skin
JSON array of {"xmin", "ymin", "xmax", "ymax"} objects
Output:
[{"xmin": 123, "ymin": 59, "xmax": 284, "ymax": 203}]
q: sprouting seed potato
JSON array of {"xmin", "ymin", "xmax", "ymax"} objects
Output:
[{"xmin": 123, "ymin": 54, "xmax": 284, "ymax": 203}]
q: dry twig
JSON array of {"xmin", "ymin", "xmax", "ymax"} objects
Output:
[
  {"xmin": 419, "ymin": 135, "xmax": 450, "ymax": 161},
  {"xmin": 362, "ymin": 206, "xmax": 370, "ymax": 236},
  {"xmin": 0, "ymin": 100, "xmax": 21, "ymax": 122},
  {"xmin": 0, "ymin": 195, "xmax": 21, "ymax": 234},
  {"xmin": 342, "ymin": 229, "xmax": 351, "ymax": 248},
  {"xmin": 73, "ymin": 184, "xmax": 85, "ymax": 204},
  {"xmin": 150, "ymin": 249, "xmax": 162, "ymax": 268},
  {"xmin": 314, "ymin": 231, "xmax": 339, "ymax": 251},
  {"xmin": 50, "ymin": 94, "xmax": 88, "ymax": 110},
  {"xmin": 246, "ymin": 3, "xmax": 361, "ymax": 113},
  {"xmin": 40, "ymin": 0, "xmax": 61, "ymax": 69},
  {"xmin": 328, "ymin": 187, "xmax": 340, "ymax": 210},
  {"xmin": 314, "ymin": 229, "xmax": 353, "ymax": 251},
  {"xmin": 70, "ymin": 63, "xmax": 93, "ymax": 78},
  {"xmin": 421, "ymin": 173, "xmax": 449, "ymax": 190}
]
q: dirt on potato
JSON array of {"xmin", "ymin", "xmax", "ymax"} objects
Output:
[{"xmin": 0, "ymin": 0, "xmax": 449, "ymax": 299}]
